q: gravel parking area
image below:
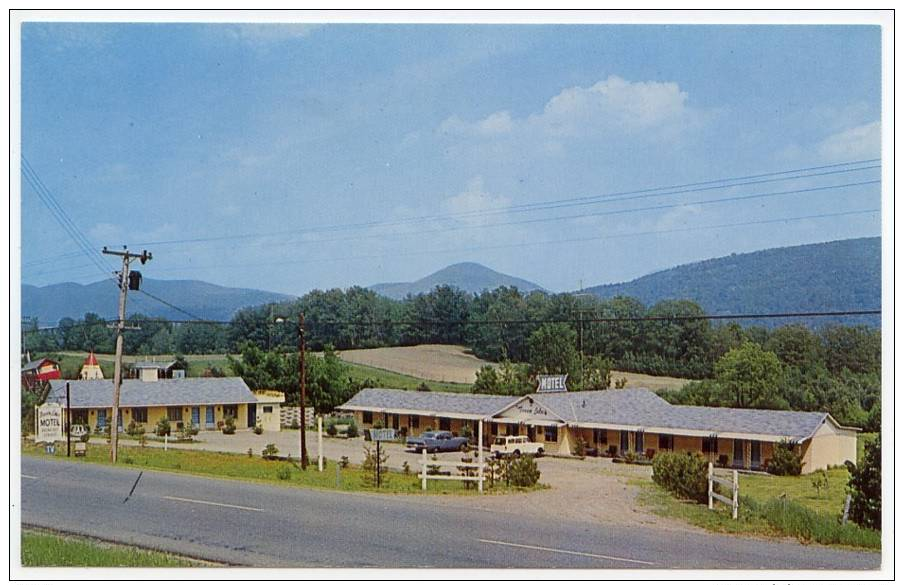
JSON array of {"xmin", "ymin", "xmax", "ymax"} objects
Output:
[{"xmin": 98, "ymin": 429, "xmax": 679, "ymax": 530}]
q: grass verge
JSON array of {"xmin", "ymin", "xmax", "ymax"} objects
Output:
[
  {"xmin": 22, "ymin": 440, "xmax": 542, "ymax": 496},
  {"xmin": 635, "ymin": 474, "xmax": 880, "ymax": 550},
  {"xmin": 21, "ymin": 528, "xmax": 199, "ymax": 567}
]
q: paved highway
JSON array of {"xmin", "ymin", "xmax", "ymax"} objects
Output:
[{"xmin": 20, "ymin": 456, "xmax": 880, "ymax": 569}]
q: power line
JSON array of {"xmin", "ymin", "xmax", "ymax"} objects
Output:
[
  {"xmin": 142, "ymin": 208, "xmax": 881, "ymax": 275},
  {"xmin": 129, "ymin": 159, "xmax": 880, "ymax": 247}
]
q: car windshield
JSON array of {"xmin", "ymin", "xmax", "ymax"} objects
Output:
[
  {"xmin": 422, "ymin": 432, "xmax": 438, "ymax": 438},
  {"xmin": 493, "ymin": 437, "xmax": 507, "ymax": 445}
]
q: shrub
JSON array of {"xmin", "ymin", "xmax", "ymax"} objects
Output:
[
  {"xmin": 372, "ymin": 419, "xmax": 384, "ymax": 429},
  {"xmin": 247, "ymin": 447, "xmax": 253, "ymax": 458},
  {"xmin": 417, "ymin": 382, "xmax": 431, "ymax": 392},
  {"xmin": 506, "ymin": 455, "xmax": 541, "ymax": 487},
  {"xmin": 188, "ymin": 424, "xmax": 199, "ymax": 436},
  {"xmin": 652, "ymin": 451, "xmax": 709, "ymax": 503},
  {"xmin": 767, "ymin": 440, "xmax": 802, "ymax": 476},
  {"xmin": 572, "ymin": 436, "xmax": 587, "ymax": 458},
  {"xmin": 123, "ymin": 456, "xmax": 134, "ymax": 465},
  {"xmin": 126, "ymin": 421, "xmax": 145, "ymax": 438},
  {"xmin": 810, "ymin": 469, "xmax": 829, "ymax": 498},
  {"xmin": 326, "ymin": 422, "xmax": 338, "ymax": 437},
  {"xmin": 748, "ymin": 495, "xmax": 880, "ymax": 548},
  {"xmin": 262, "ymin": 443, "xmax": 279, "ymax": 459},
  {"xmin": 276, "ymin": 465, "xmax": 292, "ymax": 480},
  {"xmin": 339, "ymin": 455, "xmax": 350, "ymax": 469},
  {"xmin": 622, "ymin": 451, "xmax": 637, "ymax": 464},
  {"xmin": 459, "ymin": 424, "xmax": 472, "ymax": 440},
  {"xmin": 346, "ymin": 422, "xmax": 358, "ymax": 438},
  {"xmin": 155, "ymin": 417, "xmax": 171, "ymax": 437},
  {"xmin": 402, "ymin": 461, "xmax": 411, "ymax": 475},
  {"xmin": 222, "ymin": 416, "xmax": 236, "ymax": 435},
  {"xmin": 846, "ymin": 435, "xmax": 881, "ymax": 529}
]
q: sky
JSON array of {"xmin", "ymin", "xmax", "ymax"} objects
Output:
[{"xmin": 19, "ymin": 22, "xmax": 882, "ymax": 296}]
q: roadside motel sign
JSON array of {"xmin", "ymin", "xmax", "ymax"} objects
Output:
[
  {"xmin": 367, "ymin": 428, "xmax": 397, "ymax": 442},
  {"xmin": 536, "ymin": 374, "xmax": 568, "ymax": 393},
  {"xmin": 37, "ymin": 402, "xmax": 63, "ymax": 442}
]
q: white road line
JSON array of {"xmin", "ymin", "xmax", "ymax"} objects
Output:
[
  {"xmin": 478, "ymin": 538, "xmax": 655, "ymax": 566},
  {"xmin": 21, "ymin": 474, "xmax": 39, "ymax": 480},
  {"xmin": 161, "ymin": 495, "xmax": 263, "ymax": 512}
]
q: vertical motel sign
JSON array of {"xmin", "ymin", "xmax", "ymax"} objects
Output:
[
  {"xmin": 536, "ymin": 374, "xmax": 568, "ymax": 393},
  {"xmin": 37, "ymin": 402, "xmax": 64, "ymax": 442}
]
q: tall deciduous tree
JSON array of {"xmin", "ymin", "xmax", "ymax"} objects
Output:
[{"xmin": 714, "ymin": 342, "xmax": 783, "ymax": 408}]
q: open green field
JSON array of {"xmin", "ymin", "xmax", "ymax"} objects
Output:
[
  {"xmin": 22, "ymin": 440, "xmax": 539, "ymax": 496},
  {"xmin": 21, "ymin": 529, "xmax": 198, "ymax": 567},
  {"xmin": 341, "ymin": 360, "xmax": 472, "ymax": 393}
]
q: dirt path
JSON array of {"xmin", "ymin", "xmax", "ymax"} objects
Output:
[{"xmin": 338, "ymin": 344, "xmax": 492, "ymax": 384}]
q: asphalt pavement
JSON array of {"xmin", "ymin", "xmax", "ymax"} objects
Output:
[{"xmin": 20, "ymin": 456, "xmax": 881, "ymax": 569}]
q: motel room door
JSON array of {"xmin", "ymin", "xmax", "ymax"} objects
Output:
[
  {"xmin": 191, "ymin": 407, "xmax": 201, "ymax": 428},
  {"xmin": 247, "ymin": 403, "xmax": 257, "ymax": 428},
  {"xmin": 205, "ymin": 406, "xmax": 215, "ymax": 430},
  {"xmin": 733, "ymin": 438, "xmax": 744, "ymax": 468}
]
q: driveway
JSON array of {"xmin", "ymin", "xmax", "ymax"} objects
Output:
[{"xmin": 94, "ymin": 429, "xmax": 668, "ymax": 529}]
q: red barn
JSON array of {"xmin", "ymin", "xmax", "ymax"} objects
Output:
[{"xmin": 22, "ymin": 357, "xmax": 62, "ymax": 388}]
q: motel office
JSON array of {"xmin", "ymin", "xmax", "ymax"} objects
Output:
[{"xmin": 340, "ymin": 387, "xmax": 858, "ymax": 474}]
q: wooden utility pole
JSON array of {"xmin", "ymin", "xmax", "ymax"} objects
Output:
[
  {"xmin": 102, "ymin": 247, "xmax": 151, "ymax": 463},
  {"xmin": 298, "ymin": 313, "xmax": 308, "ymax": 469}
]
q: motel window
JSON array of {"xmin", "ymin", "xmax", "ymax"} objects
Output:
[
  {"xmin": 439, "ymin": 418, "xmax": 451, "ymax": 431},
  {"xmin": 593, "ymin": 429, "xmax": 607, "ymax": 445},
  {"xmin": 702, "ymin": 436, "xmax": 717, "ymax": 454},
  {"xmin": 658, "ymin": 434, "xmax": 674, "ymax": 451},
  {"xmin": 490, "ymin": 422, "xmax": 498, "ymax": 435},
  {"xmin": 544, "ymin": 426, "xmax": 558, "ymax": 443},
  {"xmin": 634, "ymin": 430, "xmax": 645, "ymax": 454},
  {"xmin": 132, "ymin": 407, "xmax": 148, "ymax": 424},
  {"xmin": 508, "ymin": 424, "xmax": 519, "ymax": 436},
  {"xmin": 363, "ymin": 411, "xmax": 373, "ymax": 424},
  {"xmin": 223, "ymin": 405, "xmax": 238, "ymax": 419},
  {"xmin": 263, "ymin": 406, "xmax": 273, "ymax": 414},
  {"xmin": 167, "ymin": 406, "xmax": 182, "ymax": 421},
  {"xmin": 409, "ymin": 415, "xmax": 419, "ymax": 429},
  {"xmin": 392, "ymin": 414, "xmax": 400, "ymax": 429},
  {"xmin": 71, "ymin": 409, "xmax": 88, "ymax": 425}
]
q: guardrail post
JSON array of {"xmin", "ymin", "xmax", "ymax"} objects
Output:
[
  {"xmin": 707, "ymin": 462, "xmax": 713, "ymax": 510},
  {"xmin": 732, "ymin": 469, "xmax": 739, "ymax": 520}
]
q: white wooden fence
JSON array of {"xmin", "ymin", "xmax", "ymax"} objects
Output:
[
  {"xmin": 419, "ymin": 446, "xmax": 485, "ymax": 493},
  {"xmin": 708, "ymin": 462, "xmax": 739, "ymax": 520}
]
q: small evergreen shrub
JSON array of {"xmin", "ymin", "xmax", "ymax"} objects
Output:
[
  {"xmin": 326, "ymin": 422, "xmax": 338, "ymax": 437},
  {"xmin": 262, "ymin": 443, "xmax": 279, "ymax": 459},
  {"xmin": 846, "ymin": 435, "xmax": 881, "ymax": 529},
  {"xmin": 506, "ymin": 455, "xmax": 541, "ymax": 487},
  {"xmin": 339, "ymin": 455, "xmax": 350, "ymax": 469},
  {"xmin": 276, "ymin": 465, "xmax": 292, "ymax": 480},
  {"xmin": 652, "ymin": 451, "xmax": 709, "ymax": 503},
  {"xmin": 155, "ymin": 417, "xmax": 171, "ymax": 437},
  {"xmin": 222, "ymin": 416, "xmax": 236, "ymax": 435},
  {"xmin": 126, "ymin": 421, "xmax": 145, "ymax": 438},
  {"xmin": 767, "ymin": 440, "xmax": 802, "ymax": 476},
  {"xmin": 346, "ymin": 422, "xmax": 358, "ymax": 438}
]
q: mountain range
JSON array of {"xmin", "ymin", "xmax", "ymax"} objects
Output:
[
  {"xmin": 369, "ymin": 262, "xmax": 545, "ymax": 300},
  {"xmin": 22, "ymin": 278, "xmax": 294, "ymax": 326},
  {"xmin": 23, "ymin": 238, "xmax": 880, "ymax": 327}
]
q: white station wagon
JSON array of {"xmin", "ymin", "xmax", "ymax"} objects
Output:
[{"xmin": 492, "ymin": 435, "xmax": 545, "ymax": 459}]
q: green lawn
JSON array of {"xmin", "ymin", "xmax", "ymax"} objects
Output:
[
  {"xmin": 739, "ymin": 467, "xmax": 851, "ymax": 516},
  {"xmin": 21, "ymin": 529, "xmax": 197, "ymax": 567},
  {"xmin": 22, "ymin": 440, "xmax": 538, "ymax": 496},
  {"xmin": 340, "ymin": 360, "xmax": 472, "ymax": 393}
]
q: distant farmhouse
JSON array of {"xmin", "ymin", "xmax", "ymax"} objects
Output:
[
  {"xmin": 129, "ymin": 360, "xmax": 183, "ymax": 381},
  {"xmin": 21, "ymin": 356, "xmax": 61, "ymax": 389},
  {"xmin": 341, "ymin": 388, "xmax": 858, "ymax": 474}
]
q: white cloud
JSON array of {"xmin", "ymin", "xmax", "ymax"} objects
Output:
[
  {"xmin": 816, "ymin": 121, "xmax": 880, "ymax": 162},
  {"xmin": 440, "ymin": 75, "xmax": 694, "ymax": 142},
  {"xmin": 226, "ymin": 23, "xmax": 322, "ymax": 45},
  {"xmin": 441, "ymin": 177, "xmax": 511, "ymax": 225}
]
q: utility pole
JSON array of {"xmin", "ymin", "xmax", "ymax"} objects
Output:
[
  {"xmin": 102, "ymin": 246, "xmax": 151, "ymax": 463},
  {"xmin": 298, "ymin": 313, "xmax": 308, "ymax": 470}
]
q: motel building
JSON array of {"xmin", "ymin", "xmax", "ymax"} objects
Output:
[
  {"xmin": 46, "ymin": 375, "xmax": 285, "ymax": 434},
  {"xmin": 340, "ymin": 387, "xmax": 859, "ymax": 474}
]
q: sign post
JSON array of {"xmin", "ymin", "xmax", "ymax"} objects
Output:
[
  {"xmin": 66, "ymin": 383, "xmax": 71, "ymax": 457},
  {"xmin": 365, "ymin": 428, "xmax": 396, "ymax": 488},
  {"xmin": 317, "ymin": 416, "xmax": 324, "ymax": 472}
]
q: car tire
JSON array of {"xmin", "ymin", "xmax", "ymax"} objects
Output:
[
  {"xmin": 513, "ymin": 449, "xmax": 521, "ymax": 458},
  {"xmin": 537, "ymin": 448, "xmax": 544, "ymax": 457}
]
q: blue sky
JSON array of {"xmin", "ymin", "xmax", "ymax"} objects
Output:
[{"xmin": 20, "ymin": 23, "xmax": 881, "ymax": 295}]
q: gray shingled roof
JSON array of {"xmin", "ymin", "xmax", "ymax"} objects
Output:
[
  {"xmin": 340, "ymin": 388, "xmax": 515, "ymax": 418},
  {"xmin": 46, "ymin": 378, "xmax": 257, "ymax": 408},
  {"xmin": 340, "ymin": 387, "xmax": 831, "ymax": 441},
  {"xmin": 533, "ymin": 389, "xmax": 828, "ymax": 440}
]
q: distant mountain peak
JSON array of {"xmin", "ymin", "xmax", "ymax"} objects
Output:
[{"xmin": 370, "ymin": 262, "xmax": 544, "ymax": 299}]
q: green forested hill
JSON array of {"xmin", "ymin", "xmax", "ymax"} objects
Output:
[{"xmin": 586, "ymin": 237, "xmax": 880, "ymax": 325}]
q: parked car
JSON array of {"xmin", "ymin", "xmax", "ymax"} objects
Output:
[
  {"xmin": 406, "ymin": 431, "xmax": 470, "ymax": 453},
  {"xmin": 492, "ymin": 435, "xmax": 545, "ymax": 459}
]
